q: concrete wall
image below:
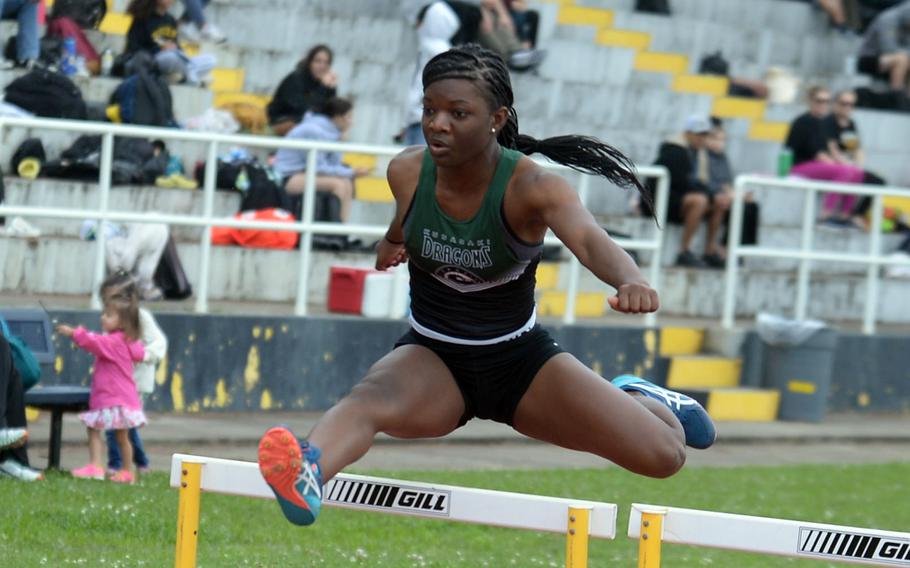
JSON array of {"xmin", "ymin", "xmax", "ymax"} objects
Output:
[
  {"xmin": 44, "ymin": 311, "xmax": 657, "ymax": 414},
  {"xmin": 38, "ymin": 310, "xmax": 910, "ymax": 416}
]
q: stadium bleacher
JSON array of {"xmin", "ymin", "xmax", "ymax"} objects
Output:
[{"xmin": 1, "ymin": 0, "xmax": 909, "ymax": 325}]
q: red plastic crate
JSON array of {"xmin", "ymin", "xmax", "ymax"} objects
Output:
[{"xmin": 327, "ymin": 266, "xmax": 376, "ymax": 314}]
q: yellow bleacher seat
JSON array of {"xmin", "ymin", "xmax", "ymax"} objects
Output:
[
  {"xmin": 210, "ymin": 68, "xmax": 245, "ymax": 93},
  {"xmin": 596, "ymin": 29, "xmax": 651, "ymax": 50},
  {"xmin": 355, "ymin": 177, "xmax": 393, "ymax": 202},
  {"xmin": 711, "ymin": 97, "xmax": 766, "ymax": 120},
  {"xmin": 672, "ymin": 74, "xmax": 729, "ymax": 97},
  {"xmin": 558, "ymin": 6, "xmax": 614, "ymax": 27},
  {"xmin": 98, "ymin": 12, "xmax": 133, "ymax": 36},
  {"xmin": 343, "ymin": 153, "xmax": 379, "ymax": 171}
]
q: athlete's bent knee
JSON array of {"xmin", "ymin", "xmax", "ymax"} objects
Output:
[{"xmin": 645, "ymin": 440, "xmax": 686, "ymax": 478}]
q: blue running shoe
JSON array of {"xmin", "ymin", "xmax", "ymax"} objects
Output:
[
  {"xmin": 611, "ymin": 375, "xmax": 717, "ymax": 449},
  {"xmin": 258, "ymin": 426, "xmax": 323, "ymax": 526}
]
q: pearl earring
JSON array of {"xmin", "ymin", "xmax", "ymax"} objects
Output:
[{"xmin": 491, "ymin": 128, "xmax": 496, "ymax": 133}]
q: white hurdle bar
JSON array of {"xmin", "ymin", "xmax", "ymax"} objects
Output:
[
  {"xmin": 629, "ymin": 503, "xmax": 910, "ymax": 567},
  {"xmin": 169, "ymin": 454, "xmax": 617, "ymax": 568}
]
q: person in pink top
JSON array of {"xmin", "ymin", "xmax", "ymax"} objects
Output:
[{"xmin": 56, "ymin": 296, "xmax": 146, "ymax": 484}]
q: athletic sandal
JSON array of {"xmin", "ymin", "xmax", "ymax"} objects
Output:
[
  {"xmin": 71, "ymin": 464, "xmax": 105, "ymax": 480},
  {"xmin": 611, "ymin": 375, "xmax": 717, "ymax": 449},
  {"xmin": 258, "ymin": 426, "xmax": 323, "ymax": 526}
]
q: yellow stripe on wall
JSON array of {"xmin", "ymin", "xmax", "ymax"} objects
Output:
[
  {"xmin": 749, "ymin": 121, "xmax": 789, "ymax": 142},
  {"xmin": 558, "ymin": 6, "xmax": 614, "ymax": 27},
  {"xmin": 672, "ymin": 74, "xmax": 729, "ymax": 97},
  {"xmin": 711, "ymin": 97, "xmax": 766, "ymax": 120},
  {"xmin": 634, "ymin": 52, "xmax": 689, "ymax": 75},
  {"xmin": 595, "ymin": 29, "xmax": 651, "ymax": 50}
]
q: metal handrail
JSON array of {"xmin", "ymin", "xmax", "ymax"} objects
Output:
[
  {"xmin": 0, "ymin": 116, "xmax": 669, "ymax": 325},
  {"xmin": 722, "ymin": 174, "xmax": 910, "ymax": 335}
]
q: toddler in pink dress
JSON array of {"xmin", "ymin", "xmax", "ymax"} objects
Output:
[{"xmin": 57, "ymin": 296, "xmax": 145, "ymax": 484}]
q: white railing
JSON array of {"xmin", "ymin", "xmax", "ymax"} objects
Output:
[
  {"xmin": 0, "ymin": 117, "xmax": 668, "ymax": 325},
  {"xmin": 722, "ymin": 174, "xmax": 910, "ymax": 335}
]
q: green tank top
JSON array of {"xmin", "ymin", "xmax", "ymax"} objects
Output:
[{"xmin": 402, "ymin": 148, "xmax": 544, "ymax": 341}]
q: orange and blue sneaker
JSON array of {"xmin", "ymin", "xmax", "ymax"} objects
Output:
[
  {"xmin": 258, "ymin": 426, "xmax": 323, "ymax": 526},
  {"xmin": 611, "ymin": 375, "xmax": 717, "ymax": 449}
]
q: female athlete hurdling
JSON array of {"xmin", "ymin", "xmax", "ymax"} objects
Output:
[{"xmin": 258, "ymin": 44, "xmax": 715, "ymax": 527}]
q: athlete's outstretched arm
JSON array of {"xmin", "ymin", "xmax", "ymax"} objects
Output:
[
  {"xmin": 526, "ymin": 170, "xmax": 659, "ymax": 314},
  {"xmin": 375, "ymin": 149, "xmax": 422, "ymax": 270}
]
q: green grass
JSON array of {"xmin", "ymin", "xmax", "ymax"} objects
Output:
[{"xmin": 2, "ymin": 463, "xmax": 909, "ymax": 567}]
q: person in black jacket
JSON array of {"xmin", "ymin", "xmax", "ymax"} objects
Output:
[
  {"xmin": 125, "ymin": 0, "xmax": 216, "ymax": 85},
  {"xmin": 267, "ymin": 45, "xmax": 338, "ymax": 137}
]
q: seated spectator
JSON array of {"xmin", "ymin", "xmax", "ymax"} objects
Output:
[
  {"xmin": 648, "ymin": 115, "xmax": 729, "ymax": 268},
  {"xmin": 478, "ymin": 0, "xmax": 544, "ymax": 71},
  {"xmin": 824, "ymin": 89, "xmax": 889, "ymax": 228},
  {"xmin": 856, "ymin": 3, "xmax": 910, "ymax": 98},
  {"xmin": 505, "ymin": 0, "xmax": 539, "ymax": 48},
  {"xmin": 177, "ymin": 0, "xmax": 225, "ymax": 44},
  {"xmin": 0, "ymin": 333, "xmax": 42, "ymax": 481},
  {"xmin": 80, "ymin": 221, "xmax": 171, "ymax": 301},
  {"xmin": 0, "ymin": 0, "xmax": 39, "ymax": 69},
  {"xmin": 785, "ymin": 86, "xmax": 866, "ymax": 223},
  {"xmin": 273, "ymin": 98, "xmax": 371, "ymax": 223},
  {"xmin": 705, "ymin": 119, "xmax": 761, "ymax": 259},
  {"xmin": 125, "ymin": 0, "xmax": 217, "ymax": 86},
  {"xmin": 267, "ymin": 45, "xmax": 338, "ymax": 138}
]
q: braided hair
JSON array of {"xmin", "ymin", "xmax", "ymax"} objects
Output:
[{"xmin": 422, "ymin": 44, "xmax": 651, "ymax": 210}]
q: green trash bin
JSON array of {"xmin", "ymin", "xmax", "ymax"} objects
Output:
[{"xmin": 758, "ymin": 314, "xmax": 837, "ymax": 422}]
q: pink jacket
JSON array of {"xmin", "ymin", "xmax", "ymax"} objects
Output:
[{"xmin": 73, "ymin": 328, "xmax": 145, "ymax": 411}]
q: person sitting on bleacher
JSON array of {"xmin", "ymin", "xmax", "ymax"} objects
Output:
[
  {"xmin": 0, "ymin": 333, "xmax": 42, "ymax": 481},
  {"xmin": 176, "ymin": 0, "xmax": 225, "ymax": 44},
  {"xmin": 267, "ymin": 45, "xmax": 338, "ymax": 138},
  {"xmin": 785, "ymin": 86, "xmax": 867, "ymax": 225},
  {"xmin": 823, "ymin": 89, "xmax": 889, "ymax": 229},
  {"xmin": 0, "ymin": 0, "xmax": 39, "ymax": 69},
  {"xmin": 273, "ymin": 97, "xmax": 371, "ymax": 224},
  {"xmin": 125, "ymin": 0, "xmax": 216, "ymax": 86},
  {"xmin": 705, "ymin": 119, "xmax": 761, "ymax": 260},
  {"xmin": 646, "ymin": 115, "xmax": 728, "ymax": 268},
  {"xmin": 856, "ymin": 2, "xmax": 910, "ymax": 102}
]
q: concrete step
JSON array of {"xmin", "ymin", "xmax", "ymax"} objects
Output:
[
  {"xmin": 658, "ymin": 327, "xmax": 705, "ymax": 357},
  {"xmin": 681, "ymin": 387, "xmax": 781, "ymax": 422},
  {"xmin": 667, "ymin": 355, "xmax": 742, "ymax": 389}
]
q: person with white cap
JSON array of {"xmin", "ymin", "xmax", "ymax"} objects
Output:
[{"xmin": 644, "ymin": 114, "xmax": 720, "ymax": 268}]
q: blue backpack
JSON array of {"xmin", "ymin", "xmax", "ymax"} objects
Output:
[
  {"xmin": 111, "ymin": 69, "xmax": 175, "ymax": 127},
  {"xmin": 0, "ymin": 317, "xmax": 41, "ymax": 391}
]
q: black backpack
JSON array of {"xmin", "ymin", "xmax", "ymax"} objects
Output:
[
  {"xmin": 699, "ymin": 51, "xmax": 729, "ymax": 76},
  {"xmin": 10, "ymin": 138, "xmax": 46, "ymax": 174},
  {"xmin": 154, "ymin": 235, "xmax": 193, "ymax": 300},
  {"xmin": 50, "ymin": 0, "xmax": 107, "ymax": 29},
  {"xmin": 3, "ymin": 68, "xmax": 87, "ymax": 120},
  {"xmin": 635, "ymin": 0, "xmax": 671, "ymax": 14},
  {"xmin": 111, "ymin": 70, "xmax": 176, "ymax": 127}
]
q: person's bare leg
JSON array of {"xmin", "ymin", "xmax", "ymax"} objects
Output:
[
  {"xmin": 680, "ymin": 192, "xmax": 709, "ymax": 253},
  {"xmin": 706, "ymin": 193, "xmax": 731, "ymax": 255},
  {"xmin": 315, "ymin": 176, "xmax": 354, "ymax": 223},
  {"xmin": 513, "ymin": 354, "xmax": 686, "ymax": 478},
  {"xmin": 879, "ymin": 52, "xmax": 909, "ymax": 92},
  {"xmin": 816, "ymin": 0, "xmax": 846, "ymax": 26},
  {"xmin": 307, "ymin": 345, "xmax": 465, "ymax": 480},
  {"xmin": 114, "ymin": 429, "xmax": 133, "ymax": 476},
  {"xmin": 87, "ymin": 428, "xmax": 104, "ymax": 468},
  {"xmin": 284, "ymin": 172, "xmax": 308, "ymax": 194}
]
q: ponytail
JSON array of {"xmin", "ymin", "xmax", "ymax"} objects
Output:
[{"xmin": 424, "ymin": 44, "xmax": 652, "ymax": 215}]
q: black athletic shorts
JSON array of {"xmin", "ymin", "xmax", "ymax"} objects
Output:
[
  {"xmin": 394, "ymin": 325, "xmax": 565, "ymax": 426},
  {"xmin": 857, "ymin": 55, "xmax": 886, "ymax": 79}
]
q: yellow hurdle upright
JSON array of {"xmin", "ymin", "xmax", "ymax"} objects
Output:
[{"xmin": 174, "ymin": 462, "xmax": 203, "ymax": 568}]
